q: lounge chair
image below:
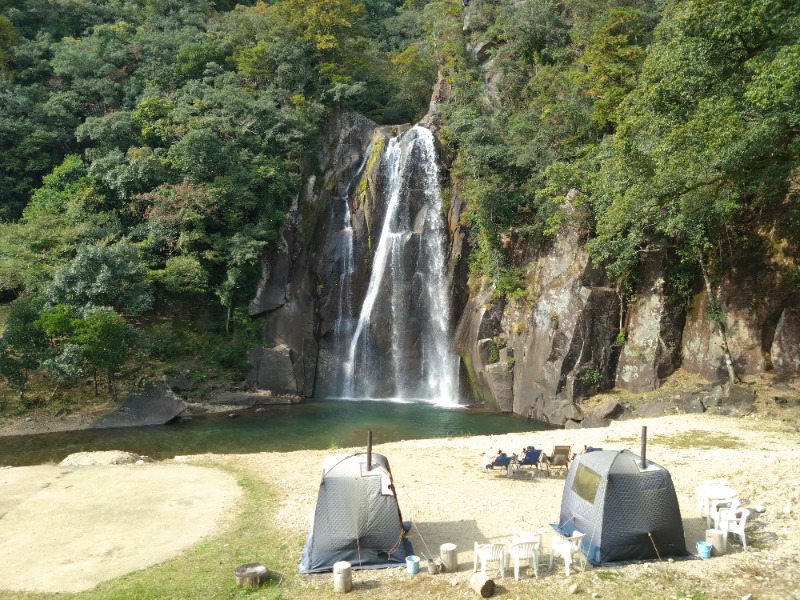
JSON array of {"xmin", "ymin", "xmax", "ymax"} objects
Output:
[
  {"xmin": 515, "ymin": 447, "xmax": 543, "ymax": 476},
  {"xmin": 544, "ymin": 446, "xmax": 571, "ymax": 476},
  {"xmin": 483, "ymin": 452, "xmax": 515, "ymax": 477}
]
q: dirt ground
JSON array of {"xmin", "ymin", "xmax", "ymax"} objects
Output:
[
  {"xmin": 0, "ymin": 456, "xmax": 241, "ymax": 594},
  {"xmin": 1, "ymin": 412, "xmax": 799, "ymax": 598}
]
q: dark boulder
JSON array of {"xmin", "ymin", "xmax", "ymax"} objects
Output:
[
  {"xmin": 90, "ymin": 383, "xmax": 187, "ymax": 429},
  {"xmin": 702, "ymin": 384, "xmax": 757, "ymax": 416},
  {"xmin": 582, "ymin": 400, "xmax": 630, "ymax": 428}
]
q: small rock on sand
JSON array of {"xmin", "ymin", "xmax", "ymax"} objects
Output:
[{"xmin": 59, "ymin": 450, "xmax": 148, "ymax": 466}]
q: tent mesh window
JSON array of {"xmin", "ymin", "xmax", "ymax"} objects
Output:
[{"xmin": 572, "ymin": 463, "xmax": 602, "ymax": 504}]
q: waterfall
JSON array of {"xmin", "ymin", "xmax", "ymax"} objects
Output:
[
  {"xmin": 329, "ymin": 144, "xmax": 371, "ymax": 397},
  {"xmin": 342, "ymin": 126, "xmax": 458, "ymax": 404}
]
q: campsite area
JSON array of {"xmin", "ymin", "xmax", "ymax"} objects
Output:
[{"xmin": 1, "ymin": 411, "xmax": 799, "ymax": 599}]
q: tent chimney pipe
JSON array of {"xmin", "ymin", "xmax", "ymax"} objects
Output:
[
  {"xmin": 367, "ymin": 429, "xmax": 373, "ymax": 470},
  {"xmin": 640, "ymin": 425, "xmax": 647, "ymax": 467}
]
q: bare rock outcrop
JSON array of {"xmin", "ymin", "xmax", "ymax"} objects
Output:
[
  {"xmin": 615, "ymin": 253, "xmax": 684, "ymax": 392},
  {"xmin": 455, "ymin": 195, "xmax": 620, "ymax": 424},
  {"xmin": 682, "ymin": 258, "xmax": 799, "ymax": 382},
  {"xmin": 90, "ymin": 383, "xmax": 187, "ymax": 429},
  {"xmin": 59, "ymin": 451, "xmax": 150, "ymax": 466},
  {"xmin": 247, "ymin": 112, "xmax": 377, "ymax": 398}
]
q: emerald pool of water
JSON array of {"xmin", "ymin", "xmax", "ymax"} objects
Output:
[{"xmin": 0, "ymin": 400, "xmax": 553, "ymax": 467}]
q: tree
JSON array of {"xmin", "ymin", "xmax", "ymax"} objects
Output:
[
  {"xmin": 166, "ymin": 128, "xmax": 229, "ymax": 183},
  {"xmin": 41, "ymin": 343, "xmax": 87, "ymax": 386},
  {"xmin": 578, "ymin": 8, "xmax": 647, "ymax": 130},
  {"xmin": 153, "ymin": 255, "xmax": 209, "ymax": 295},
  {"xmin": 0, "ymin": 213, "xmax": 91, "ymax": 294},
  {"xmin": 0, "ymin": 14, "xmax": 19, "ymax": 68},
  {"xmin": 72, "ymin": 308, "xmax": 134, "ymax": 396},
  {"xmin": 588, "ymin": 0, "xmax": 800, "ymax": 383},
  {"xmin": 0, "ymin": 295, "xmax": 48, "ymax": 395},
  {"xmin": 22, "ymin": 154, "xmax": 101, "ymax": 220},
  {"xmin": 47, "ymin": 243, "xmax": 154, "ymax": 316}
]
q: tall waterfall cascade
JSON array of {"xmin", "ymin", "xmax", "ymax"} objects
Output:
[{"xmin": 338, "ymin": 125, "xmax": 459, "ymax": 403}]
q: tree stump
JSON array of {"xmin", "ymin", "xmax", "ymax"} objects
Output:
[
  {"xmin": 440, "ymin": 543, "xmax": 458, "ymax": 573},
  {"xmin": 706, "ymin": 529, "xmax": 726, "ymax": 557},
  {"xmin": 333, "ymin": 561, "xmax": 353, "ymax": 593},
  {"xmin": 235, "ymin": 562, "xmax": 269, "ymax": 588},
  {"xmin": 469, "ymin": 572, "xmax": 495, "ymax": 598}
]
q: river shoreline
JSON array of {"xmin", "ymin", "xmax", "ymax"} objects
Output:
[{"xmin": 3, "ymin": 369, "xmax": 798, "ymax": 440}]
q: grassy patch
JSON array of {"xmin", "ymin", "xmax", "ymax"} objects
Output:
[
  {"xmin": 605, "ymin": 435, "xmax": 638, "ymax": 445},
  {"xmin": 651, "ymin": 430, "xmax": 740, "ymax": 450},
  {"xmin": 596, "ymin": 570, "xmax": 624, "ymax": 581},
  {"xmin": 606, "ymin": 430, "xmax": 740, "ymax": 451}
]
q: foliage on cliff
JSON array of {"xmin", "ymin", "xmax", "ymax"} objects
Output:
[
  {"xmin": 432, "ymin": 0, "xmax": 799, "ymax": 302},
  {"xmin": 0, "ymin": 0, "xmax": 436, "ymax": 401}
]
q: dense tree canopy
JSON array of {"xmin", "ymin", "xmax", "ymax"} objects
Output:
[{"xmin": 0, "ymin": 0, "xmax": 436, "ymax": 399}]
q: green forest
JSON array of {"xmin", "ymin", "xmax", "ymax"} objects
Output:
[{"xmin": 0, "ymin": 0, "xmax": 797, "ymax": 410}]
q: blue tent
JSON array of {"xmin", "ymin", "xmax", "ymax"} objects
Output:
[
  {"xmin": 556, "ymin": 449, "xmax": 688, "ymax": 565},
  {"xmin": 299, "ymin": 452, "xmax": 413, "ymax": 573}
]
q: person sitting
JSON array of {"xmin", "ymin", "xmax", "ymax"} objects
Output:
[
  {"xmin": 482, "ymin": 451, "xmax": 503, "ymax": 469},
  {"xmin": 481, "ymin": 452, "xmax": 491, "ymax": 469},
  {"xmin": 575, "ymin": 445, "xmax": 600, "ymax": 458},
  {"xmin": 483, "ymin": 450, "xmax": 512, "ymax": 469}
]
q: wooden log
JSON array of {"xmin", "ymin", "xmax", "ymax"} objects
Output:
[
  {"xmin": 469, "ymin": 572, "xmax": 495, "ymax": 598},
  {"xmin": 333, "ymin": 561, "xmax": 353, "ymax": 593},
  {"xmin": 234, "ymin": 562, "xmax": 269, "ymax": 588},
  {"xmin": 706, "ymin": 529, "xmax": 726, "ymax": 557},
  {"xmin": 440, "ymin": 543, "xmax": 458, "ymax": 573}
]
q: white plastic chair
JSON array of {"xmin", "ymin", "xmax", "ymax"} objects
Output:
[
  {"xmin": 710, "ymin": 496, "xmax": 740, "ymax": 530},
  {"xmin": 507, "ymin": 540, "xmax": 541, "ymax": 579},
  {"xmin": 694, "ymin": 478, "xmax": 733, "ymax": 521},
  {"xmin": 549, "ymin": 531, "xmax": 586, "ymax": 576},
  {"xmin": 473, "ymin": 542, "xmax": 507, "ymax": 579},
  {"xmin": 512, "ymin": 529, "xmax": 544, "ymax": 545},
  {"xmin": 718, "ymin": 507, "xmax": 750, "ymax": 551}
]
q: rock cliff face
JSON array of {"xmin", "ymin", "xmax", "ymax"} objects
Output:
[
  {"xmin": 247, "ymin": 112, "xmax": 377, "ymax": 397},
  {"xmin": 454, "ymin": 197, "xmax": 622, "ymax": 425},
  {"xmin": 245, "ymin": 106, "xmax": 798, "ymax": 425},
  {"xmin": 615, "ymin": 253, "xmax": 685, "ymax": 393}
]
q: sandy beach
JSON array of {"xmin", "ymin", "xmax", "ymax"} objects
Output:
[{"xmin": 1, "ymin": 411, "xmax": 799, "ymax": 598}]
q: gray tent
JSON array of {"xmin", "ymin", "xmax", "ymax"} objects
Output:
[
  {"xmin": 298, "ymin": 452, "xmax": 412, "ymax": 573},
  {"xmin": 556, "ymin": 449, "xmax": 688, "ymax": 565}
]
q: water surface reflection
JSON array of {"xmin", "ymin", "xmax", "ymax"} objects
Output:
[{"xmin": 0, "ymin": 400, "xmax": 552, "ymax": 466}]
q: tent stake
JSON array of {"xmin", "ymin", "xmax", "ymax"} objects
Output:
[
  {"xmin": 367, "ymin": 429, "xmax": 373, "ymax": 470},
  {"xmin": 640, "ymin": 426, "xmax": 647, "ymax": 467}
]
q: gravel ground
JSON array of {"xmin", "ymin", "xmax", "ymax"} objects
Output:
[
  {"xmin": 214, "ymin": 412, "xmax": 800, "ymax": 600},
  {"xmin": 1, "ymin": 411, "xmax": 799, "ymax": 598}
]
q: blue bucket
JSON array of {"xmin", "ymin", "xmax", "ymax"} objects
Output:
[
  {"xmin": 406, "ymin": 555, "xmax": 420, "ymax": 574},
  {"xmin": 696, "ymin": 541, "xmax": 712, "ymax": 558}
]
